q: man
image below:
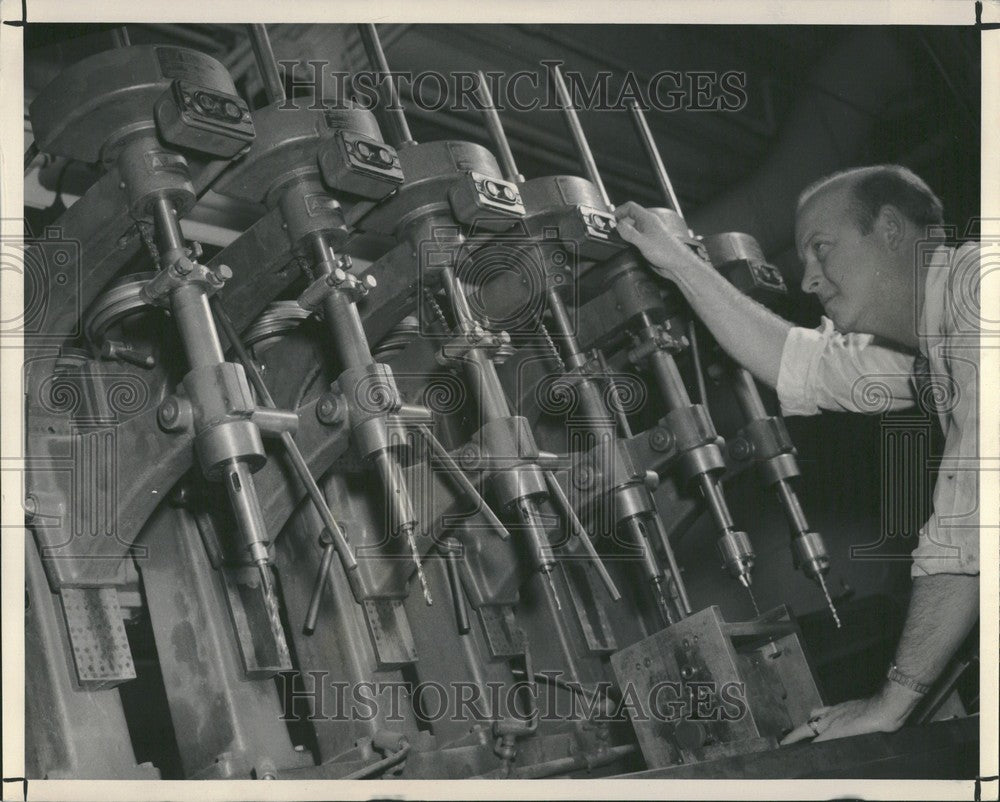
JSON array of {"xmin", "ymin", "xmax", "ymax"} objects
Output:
[{"xmin": 614, "ymin": 165, "xmax": 980, "ymax": 743}]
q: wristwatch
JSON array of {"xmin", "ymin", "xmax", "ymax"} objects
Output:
[{"xmin": 886, "ymin": 662, "xmax": 932, "ymax": 695}]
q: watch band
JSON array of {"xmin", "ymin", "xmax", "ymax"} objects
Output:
[{"xmin": 886, "ymin": 663, "xmax": 932, "ymax": 695}]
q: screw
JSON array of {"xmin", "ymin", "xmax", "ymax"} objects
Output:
[
  {"xmin": 24, "ymin": 494, "xmax": 37, "ymax": 522},
  {"xmin": 316, "ymin": 394, "xmax": 344, "ymax": 425},
  {"xmin": 158, "ymin": 397, "xmax": 185, "ymax": 431},
  {"xmin": 173, "ymin": 257, "xmax": 194, "ymax": 276},
  {"xmin": 459, "ymin": 444, "xmax": 479, "ymax": 468},
  {"xmin": 730, "ymin": 437, "xmax": 753, "ymax": 461},
  {"xmin": 573, "ymin": 466, "xmax": 594, "ymax": 490},
  {"xmin": 648, "ymin": 427, "xmax": 673, "ymax": 452}
]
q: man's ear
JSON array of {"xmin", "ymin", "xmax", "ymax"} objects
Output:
[{"xmin": 874, "ymin": 204, "xmax": 905, "ymax": 250}]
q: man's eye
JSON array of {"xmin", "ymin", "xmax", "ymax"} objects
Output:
[{"xmin": 813, "ymin": 242, "xmax": 830, "ymax": 260}]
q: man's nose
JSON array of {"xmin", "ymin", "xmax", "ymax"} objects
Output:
[{"xmin": 800, "ymin": 259, "xmax": 823, "ymax": 295}]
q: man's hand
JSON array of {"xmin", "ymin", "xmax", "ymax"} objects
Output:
[
  {"xmin": 613, "ymin": 201, "xmax": 708, "ymax": 280},
  {"xmin": 780, "ymin": 685, "xmax": 919, "ymax": 745}
]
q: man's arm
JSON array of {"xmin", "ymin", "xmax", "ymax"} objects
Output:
[
  {"xmin": 615, "ymin": 201, "xmax": 792, "ymax": 386},
  {"xmin": 614, "ymin": 201, "xmax": 917, "ymax": 416},
  {"xmin": 781, "ymin": 574, "xmax": 978, "ymax": 743}
]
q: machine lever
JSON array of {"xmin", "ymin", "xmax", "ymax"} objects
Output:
[
  {"xmin": 416, "ymin": 424, "xmax": 511, "ymax": 541},
  {"xmin": 543, "ymin": 471, "xmax": 621, "ymax": 603}
]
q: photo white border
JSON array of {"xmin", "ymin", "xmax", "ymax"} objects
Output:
[{"xmin": 1, "ymin": 1, "xmax": 996, "ymax": 800}]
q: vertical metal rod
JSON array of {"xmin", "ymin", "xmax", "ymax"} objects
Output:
[
  {"xmin": 474, "ymin": 70, "xmax": 523, "ymax": 183},
  {"xmin": 152, "ymin": 196, "xmax": 188, "ymax": 266},
  {"xmin": 686, "ymin": 320, "xmax": 710, "ymax": 406},
  {"xmin": 170, "ymin": 285, "xmax": 224, "ymax": 370},
  {"xmin": 627, "ymin": 100, "xmax": 685, "ymax": 222},
  {"xmin": 550, "ymin": 65, "xmax": 611, "ymax": 209},
  {"xmin": 443, "ymin": 543, "xmax": 471, "ymax": 635},
  {"xmin": 303, "ymin": 543, "xmax": 335, "ymax": 634},
  {"xmin": 517, "ymin": 497, "xmax": 561, "ymax": 610},
  {"xmin": 731, "ymin": 364, "xmax": 769, "ymax": 420},
  {"xmin": 697, "ymin": 473, "xmax": 737, "ymax": 534},
  {"xmin": 595, "ymin": 349, "xmax": 633, "ymax": 439},
  {"xmin": 24, "ymin": 141, "xmax": 39, "ymax": 173},
  {"xmin": 650, "ymin": 512, "xmax": 693, "ymax": 616},
  {"xmin": 247, "ymin": 24, "xmax": 286, "ymax": 105},
  {"xmin": 357, "ymin": 24, "xmax": 414, "ymax": 146},
  {"xmin": 111, "ymin": 26, "xmax": 130, "ymax": 48},
  {"xmin": 627, "ymin": 101, "xmax": 719, "ymax": 415}
]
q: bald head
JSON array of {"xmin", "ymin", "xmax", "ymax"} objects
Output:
[{"xmin": 797, "ymin": 165, "xmax": 944, "ymax": 237}]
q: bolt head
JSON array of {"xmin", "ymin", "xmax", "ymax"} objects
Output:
[
  {"xmin": 316, "ymin": 394, "xmax": 343, "ymax": 425},
  {"xmin": 730, "ymin": 437, "xmax": 753, "ymax": 460},
  {"xmin": 159, "ymin": 398, "xmax": 178, "ymax": 423},
  {"xmin": 648, "ymin": 427, "xmax": 673, "ymax": 452},
  {"xmin": 459, "ymin": 444, "xmax": 479, "ymax": 468}
]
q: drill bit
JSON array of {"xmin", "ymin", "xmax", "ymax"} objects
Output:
[
  {"xmin": 739, "ymin": 575, "xmax": 761, "ymax": 617},
  {"xmin": 401, "ymin": 523, "xmax": 433, "ymax": 605},
  {"xmin": 816, "ymin": 573, "xmax": 842, "ymax": 629},
  {"xmin": 652, "ymin": 577, "xmax": 675, "ymax": 626},
  {"xmin": 257, "ymin": 560, "xmax": 291, "ymax": 666},
  {"xmin": 541, "ymin": 567, "xmax": 562, "ymax": 611}
]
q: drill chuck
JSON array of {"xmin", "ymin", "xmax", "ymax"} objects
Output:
[
  {"xmin": 716, "ymin": 529, "xmax": 755, "ymax": 584},
  {"xmin": 791, "ymin": 530, "xmax": 830, "ymax": 580}
]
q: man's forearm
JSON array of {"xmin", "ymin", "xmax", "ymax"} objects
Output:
[
  {"xmin": 613, "ymin": 203, "xmax": 793, "ymax": 385},
  {"xmin": 878, "ymin": 573, "xmax": 979, "ymax": 719},
  {"xmin": 666, "ymin": 259, "xmax": 792, "ymax": 387}
]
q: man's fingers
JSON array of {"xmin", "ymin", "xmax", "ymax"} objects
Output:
[
  {"xmin": 614, "ymin": 200, "xmax": 644, "ymax": 221},
  {"xmin": 779, "ymin": 722, "xmax": 817, "ymax": 745},
  {"xmin": 616, "ymin": 217, "xmax": 639, "ymax": 242},
  {"xmin": 614, "ymin": 201, "xmax": 654, "ymax": 235},
  {"xmin": 813, "ymin": 721, "xmax": 858, "ymax": 743}
]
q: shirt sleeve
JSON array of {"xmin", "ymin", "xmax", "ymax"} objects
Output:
[{"xmin": 776, "ymin": 317, "xmax": 917, "ymax": 417}]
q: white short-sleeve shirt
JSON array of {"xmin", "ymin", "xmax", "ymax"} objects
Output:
[{"xmin": 776, "ymin": 243, "xmax": 980, "ymax": 578}]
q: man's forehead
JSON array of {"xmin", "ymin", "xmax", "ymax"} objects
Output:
[{"xmin": 796, "ymin": 181, "xmax": 854, "ymax": 239}]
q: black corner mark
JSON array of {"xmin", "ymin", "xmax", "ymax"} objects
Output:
[
  {"xmin": 974, "ymin": 774, "xmax": 999, "ymax": 801},
  {"xmin": 1, "ymin": 0, "xmax": 27, "ymax": 27},
  {"xmin": 976, "ymin": 1, "xmax": 1000, "ymax": 30},
  {"xmin": 1, "ymin": 777, "xmax": 29, "ymax": 801}
]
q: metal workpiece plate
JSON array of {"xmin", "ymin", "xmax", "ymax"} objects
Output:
[
  {"xmin": 30, "ymin": 45, "xmax": 238, "ymax": 164},
  {"xmin": 59, "ymin": 587, "xmax": 136, "ymax": 688},
  {"xmin": 478, "ymin": 605, "xmax": 526, "ymax": 658},
  {"xmin": 561, "ymin": 561, "xmax": 617, "ymax": 654},
  {"xmin": 213, "ymin": 104, "xmax": 382, "ymax": 204},
  {"xmin": 363, "ymin": 599, "xmax": 419, "ymax": 668}
]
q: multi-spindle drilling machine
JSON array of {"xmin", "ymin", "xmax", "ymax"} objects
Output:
[{"xmin": 22, "ymin": 24, "xmax": 947, "ymax": 781}]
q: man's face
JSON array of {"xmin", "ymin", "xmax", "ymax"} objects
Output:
[{"xmin": 795, "ymin": 183, "xmax": 889, "ymax": 333}]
